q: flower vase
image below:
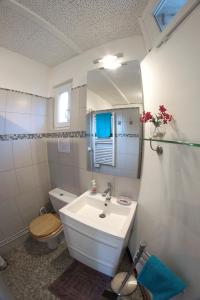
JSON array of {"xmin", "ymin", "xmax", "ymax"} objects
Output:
[{"xmin": 150, "ymin": 123, "xmax": 166, "ymax": 138}]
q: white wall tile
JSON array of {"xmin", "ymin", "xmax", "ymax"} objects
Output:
[
  {"xmin": 0, "ymin": 112, "xmax": 5, "ymax": 134},
  {"xmin": 47, "ymin": 98, "xmax": 54, "ymax": 132},
  {"xmin": 54, "ymin": 163, "xmax": 75, "ymax": 190},
  {"xmin": 16, "ymin": 166, "xmax": 36, "ymax": 193},
  {"xmin": 31, "ymin": 96, "xmax": 47, "ymax": 115},
  {"xmin": 31, "ymin": 114, "xmax": 47, "ymax": 133},
  {"xmin": 73, "ymin": 138, "xmax": 87, "ymax": 169},
  {"xmin": 0, "ymin": 170, "xmax": 19, "ymax": 199},
  {"xmin": 5, "ymin": 112, "xmax": 31, "ymax": 134},
  {"xmin": 79, "ymin": 168, "xmax": 92, "ymax": 194},
  {"xmin": 36, "ymin": 185, "xmax": 51, "ymax": 208},
  {"xmin": 0, "ymin": 198, "xmax": 25, "ymax": 237},
  {"xmin": 126, "ymin": 137, "xmax": 139, "ymax": 155},
  {"xmin": 0, "ymin": 90, "xmax": 7, "ymax": 112},
  {"xmin": 13, "ymin": 140, "xmax": 32, "ymax": 168},
  {"xmin": 47, "ymin": 139, "xmax": 59, "ymax": 163},
  {"xmin": 48, "ymin": 162, "xmax": 56, "ymax": 187},
  {"xmin": 114, "ymin": 176, "xmax": 140, "ymax": 199},
  {"xmin": 116, "ymin": 153, "xmax": 138, "ymax": 177},
  {"xmin": 70, "ymin": 94, "xmax": 79, "ymax": 130},
  {"xmin": 33, "ymin": 162, "xmax": 50, "ymax": 188},
  {"xmin": 6, "ymin": 92, "xmax": 31, "ymax": 114},
  {"xmin": 31, "ymin": 139, "xmax": 47, "ymax": 164},
  {"xmin": 15, "ymin": 191, "xmax": 40, "ymax": 225},
  {"xmin": 0, "ymin": 141, "xmax": 14, "ymax": 171},
  {"xmin": 79, "ymin": 108, "xmax": 86, "ymax": 130},
  {"xmin": 79, "ymin": 87, "xmax": 87, "ymax": 109}
]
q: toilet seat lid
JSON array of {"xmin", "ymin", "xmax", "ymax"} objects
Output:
[{"xmin": 29, "ymin": 213, "xmax": 62, "ymax": 238}]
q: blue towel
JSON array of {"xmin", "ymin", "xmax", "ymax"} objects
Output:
[
  {"xmin": 96, "ymin": 113, "xmax": 111, "ymax": 138},
  {"xmin": 138, "ymin": 256, "xmax": 186, "ymax": 300}
]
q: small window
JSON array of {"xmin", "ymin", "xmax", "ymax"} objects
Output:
[
  {"xmin": 154, "ymin": 0, "xmax": 188, "ymax": 31},
  {"xmin": 54, "ymin": 83, "xmax": 71, "ymax": 129}
]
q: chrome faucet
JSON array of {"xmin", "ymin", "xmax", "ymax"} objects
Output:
[{"xmin": 102, "ymin": 182, "xmax": 112, "ymax": 201}]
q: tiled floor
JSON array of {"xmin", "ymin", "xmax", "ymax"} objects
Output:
[{"xmin": 2, "ymin": 237, "xmax": 143, "ymax": 300}]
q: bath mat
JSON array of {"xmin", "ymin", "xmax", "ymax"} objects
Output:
[{"xmin": 49, "ymin": 260, "xmax": 111, "ymax": 300}]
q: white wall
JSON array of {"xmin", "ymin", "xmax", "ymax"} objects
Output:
[
  {"xmin": 131, "ymin": 4, "xmax": 200, "ymax": 299},
  {"xmin": 50, "ymin": 36, "xmax": 146, "ymax": 89},
  {"xmin": 0, "ymin": 47, "xmax": 49, "ymax": 97}
]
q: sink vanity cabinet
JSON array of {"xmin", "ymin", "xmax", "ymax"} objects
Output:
[{"xmin": 59, "ymin": 191, "xmax": 137, "ymax": 276}]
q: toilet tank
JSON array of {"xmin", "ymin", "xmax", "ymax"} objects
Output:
[{"xmin": 49, "ymin": 188, "xmax": 77, "ymax": 213}]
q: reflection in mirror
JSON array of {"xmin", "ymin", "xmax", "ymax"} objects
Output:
[{"xmin": 87, "ymin": 60, "xmax": 143, "ymax": 179}]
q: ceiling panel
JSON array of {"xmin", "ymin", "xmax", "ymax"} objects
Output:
[
  {"xmin": 19, "ymin": 30, "xmax": 76, "ymax": 66},
  {"xmin": 0, "ymin": 1, "xmax": 39, "ymax": 53},
  {"xmin": 16, "ymin": 0, "xmax": 148, "ymax": 34},
  {"xmin": 0, "ymin": 0, "xmax": 76, "ymax": 65},
  {"xmin": 0, "ymin": 0, "xmax": 149, "ymax": 65}
]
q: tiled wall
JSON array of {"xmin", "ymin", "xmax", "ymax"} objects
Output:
[
  {"xmin": 0, "ymin": 85, "xmax": 141, "ymax": 252},
  {"xmin": 0, "ymin": 89, "xmax": 47, "ymax": 134},
  {"xmin": 0, "ymin": 90, "xmax": 50, "ymax": 248},
  {"xmin": 48, "ymin": 137, "xmax": 140, "ymax": 199},
  {"xmin": 47, "ymin": 86, "xmax": 140, "ymax": 200}
]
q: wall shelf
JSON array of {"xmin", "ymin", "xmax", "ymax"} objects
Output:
[{"xmin": 144, "ymin": 138, "xmax": 200, "ymax": 155}]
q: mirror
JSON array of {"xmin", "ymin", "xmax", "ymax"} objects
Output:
[{"xmin": 86, "ymin": 60, "xmax": 143, "ymax": 178}]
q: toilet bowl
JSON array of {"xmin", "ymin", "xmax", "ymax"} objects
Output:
[{"xmin": 29, "ymin": 188, "xmax": 77, "ymax": 249}]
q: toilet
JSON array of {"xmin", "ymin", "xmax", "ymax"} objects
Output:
[{"xmin": 29, "ymin": 188, "xmax": 77, "ymax": 249}]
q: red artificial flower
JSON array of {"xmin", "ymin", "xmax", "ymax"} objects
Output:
[
  {"xmin": 168, "ymin": 115, "xmax": 172, "ymax": 122},
  {"xmin": 145, "ymin": 112, "xmax": 153, "ymax": 121},
  {"xmin": 140, "ymin": 105, "xmax": 172, "ymax": 126},
  {"xmin": 140, "ymin": 111, "xmax": 153, "ymax": 123},
  {"xmin": 159, "ymin": 105, "xmax": 167, "ymax": 113}
]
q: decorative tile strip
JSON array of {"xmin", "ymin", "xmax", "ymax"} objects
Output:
[
  {"xmin": 0, "ymin": 131, "xmax": 87, "ymax": 141},
  {"xmin": 72, "ymin": 84, "xmax": 87, "ymax": 90},
  {"xmin": 115, "ymin": 133, "xmax": 139, "ymax": 137},
  {"xmin": 0, "ymin": 131, "xmax": 139, "ymax": 141},
  {"xmin": 0, "ymin": 87, "xmax": 49, "ymax": 100},
  {"xmin": 44, "ymin": 131, "xmax": 87, "ymax": 138},
  {"xmin": 0, "ymin": 84, "xmax": 87, "ymax": 100},
  {"xmin": 86, "ymin": 133, "xmax": 139, "ymax": 138}
]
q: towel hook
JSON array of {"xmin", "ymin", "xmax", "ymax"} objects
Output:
[{"xmin": 150, "ymin": 139, "xmax": 163, "ymax": 155}]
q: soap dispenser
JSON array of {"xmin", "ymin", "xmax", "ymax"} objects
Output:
[{"xmin": 91, "ymin": 179, "xmax": 97, "ymax": 194}]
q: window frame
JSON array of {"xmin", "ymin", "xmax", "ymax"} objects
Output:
[
  {"xmin": 54, "ymin": 82, "xmax": 71, "ymax": 130},
  {"xmin": 139, "ymin": 0, "xmax": 199, "ymax": 51},
  {"xmin": 153, "ymin": 0, "xmax": 188, "ymax": 32}
]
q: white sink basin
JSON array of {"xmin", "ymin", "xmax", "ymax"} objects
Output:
[
  {"xmin": 59, "ymin": 191, "xmax": 137, "ymax": 276},
  {"xmin": 60, "ymin": 191, "xmax": 137, "ymax": 239}
]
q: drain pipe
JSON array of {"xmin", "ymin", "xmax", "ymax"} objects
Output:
[{"xmin": 0, "ymin": 227, "xmax": 29, "ymax": 249}]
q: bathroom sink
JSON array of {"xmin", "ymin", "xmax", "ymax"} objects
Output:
[
  {"xmin": 60, "ymin": 191, "xmax": 137, "ymax": 238},
  {"xmin": 59, "ymin": 191, "xmax": 137, "ymax": 276}
]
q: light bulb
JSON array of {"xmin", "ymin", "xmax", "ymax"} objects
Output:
[{"xmin": 99, "ymin": 55, "xmax": 122, "ymax": 70}]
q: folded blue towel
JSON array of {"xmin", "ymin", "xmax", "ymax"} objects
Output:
[
  {"xmin": 96, "ymin": 112, "xmax": 112, "ymax": 138},
  {"xmin": 138, "ymin": 256, "xmax": 186, "ymax": 300}
]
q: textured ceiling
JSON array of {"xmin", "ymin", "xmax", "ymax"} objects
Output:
[{"xmin": 0, "ymin": 0, "xmax": 149, "ymax": 66}]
